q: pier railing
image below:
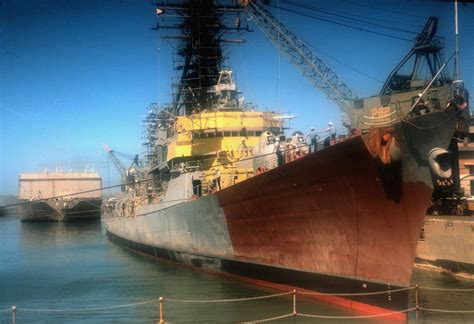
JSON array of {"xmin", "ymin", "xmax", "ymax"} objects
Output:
[{"xmin": 2, "ymin": 286, "xmax": 474, "ymax": 323}]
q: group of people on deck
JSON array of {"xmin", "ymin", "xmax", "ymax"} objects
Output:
[
  {"xmin": 271, "ymin": 122, "xmax": 336, "ymax": 168},
  {"xmin": 279, "ymin": 137, "xmax": 305, "ymax": 165},
  {"xmin": 306, "ymin": 122, "xmax": 336, "ymax": 154},
  {"xmin": 202, "ymin": 122, "xmax": 339, "ymax": 190}
]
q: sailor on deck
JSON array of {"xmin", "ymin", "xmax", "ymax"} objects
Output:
[
  {"xmin": 274, "ymin": 140, "xmax": 284, "ymax": 166},
  {"xmin": 306, "ymin": 127, "xmax": 320, "ymax": 154},
  {"xmin": 321, "ymin": 122, "xmax": 336, "ymax": 147},
  {"xmin": 213, "ymin": 169, "xmax": 221, "ymax": 190}
]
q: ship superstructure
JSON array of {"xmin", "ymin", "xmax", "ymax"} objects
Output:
[{"xmin": 115, "ymin": 1, "xmax": 283, "ymax": 210}]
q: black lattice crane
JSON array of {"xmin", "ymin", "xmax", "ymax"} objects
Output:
[
  {"xmin": 239, "ymin": 0, "xmax": 358, "ymax": 112},
  {"xmin": 380, "ymin": 17, "xmax": 450, "ymax": 95}
]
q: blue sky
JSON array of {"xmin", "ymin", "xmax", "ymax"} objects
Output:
[{"xmin": 1, "ymin": 0, "xmax": 473, "ymax": 195}]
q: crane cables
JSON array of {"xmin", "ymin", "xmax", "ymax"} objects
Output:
[
  {"xmin": 342, "ymin": 0, "xmax": 428, "ymax": 20},
  {"xmin": 268, "ymin": 1, "xmax": 417, "ymax": 42},
  {"xmin": 281, "ymin": 0, "xmax": 423, "ymax": 33},
  {"xmin": 307, "ymin": 44, "xmax": 385, "ymax": 84},
  {"xmin": 269, "ymin": 0, "xmax": 385, "ymax": 84}
]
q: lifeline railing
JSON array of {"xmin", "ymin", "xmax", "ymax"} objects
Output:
[{"xmin": 2, "ymin": 286, "xmax": 473, "ymax": 323}]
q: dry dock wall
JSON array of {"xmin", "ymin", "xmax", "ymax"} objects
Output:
[{"xmin": 416, "ymin": 216, "xmax": 474, "ymax": 273}]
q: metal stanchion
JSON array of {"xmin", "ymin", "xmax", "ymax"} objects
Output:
[
  {"xmin": 415, "ymin": 284, "xmax": 419, "ymax": 320},
  {"xmin": 292, "ymin": 290, "xmax": 297, "ymax": 316},
  {"xmin": 159, "ymin": 297, "xmax": 164, "ymax": 324},
  {"xmin": 12, "ymin": 305, "xmax": 16, "ymax": 324}
]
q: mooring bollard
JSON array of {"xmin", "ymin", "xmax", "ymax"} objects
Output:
[
  {"xmin": 415, "ymin": 284, "xmax": 419, "ymax": 320},
  {"xmin": 159, "ymin": 297, "xmax": 164, "ymax": 324},
  {"xmin": 292, "ymin": 290, "xmax": 297, "ymax": 316},
  {"xmin": 12, "ymin": 305, "xmax": 17, "ymax": 324}
]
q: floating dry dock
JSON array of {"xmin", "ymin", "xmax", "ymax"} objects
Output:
[{"xmin": 18, "ymin": 171, "xmax": 102, "ymax": 221}]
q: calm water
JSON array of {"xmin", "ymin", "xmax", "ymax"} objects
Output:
[{"xmin": 0, "ymin": 215, "xmax": 472, "ymax": 323}]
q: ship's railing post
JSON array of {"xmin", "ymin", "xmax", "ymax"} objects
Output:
[
  {"xmin": 159, "ymin": 297, "xmax": 164, "ymax": 324},
  {"xmin": 292, "ymin": 290, "xmax": 297, "ymax": 316},
  {"xmin": 415, "ymin": 284, "xmax": 419, "ymax": 320},
  {"xmin": 12, "ymin": 305, "xmax": 17, "ymax": 324}
]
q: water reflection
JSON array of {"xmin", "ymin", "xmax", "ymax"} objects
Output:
[
  {"xmin": 0, "ymin": 216, "xmax": 472, "ymax": 323},
  {"xmin": 409, "ymin": 268, "xmax": 474, "ymax": 322}
]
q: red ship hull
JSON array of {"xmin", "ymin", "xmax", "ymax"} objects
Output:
[
  {"xmin": 106, "ymin": 135, "xmax": 436, "ymax": 314},
  {"xmin": 219, "ymin": 136, "xmax": 430, "ymax": 287}
]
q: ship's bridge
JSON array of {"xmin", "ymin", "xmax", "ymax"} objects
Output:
[{"xmin": 165, "ymin": 111, "xmax": 282, "ymax": 164}]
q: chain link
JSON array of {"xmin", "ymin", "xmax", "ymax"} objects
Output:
[
  {"xmin": 419, "ymin": 286, "xmax": 474, "ymax": 292},
  {"xmin": 166, "ymin": 291, "xmax": 293, "ymax": 303},
  {"xmin": 239, "ymin": 313, "xmax": 294, "ymax": 323},
  {"xmin": 4, "ymin": 285, "xmax": 474, "ymax": 319},
  {"xmin": 297, "ymin": 307, "xmax": 416, "ymax": 319},
  {"xmin": 17, "ymin": 299, "xmax": 158, "ymax": 313},
  {"xmin": 420, "ymin": 307, "xmax": 474, "ymax": 314},
  {"xmin": 298, "ymin": 286, "xmax": 414, "ymax": 296}
]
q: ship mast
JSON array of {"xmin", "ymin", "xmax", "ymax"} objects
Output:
[{"xmin": 153, "ymin": 1, "xmax": 247, "ymax": 116}]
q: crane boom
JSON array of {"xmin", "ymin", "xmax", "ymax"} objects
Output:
[
  {"xmin": 103, "ymin": 144, "xmax": 127, "ymax": 177},
  {"xmin": 242, "ymin": 0, "xmax": 357, "ymax": 110}
]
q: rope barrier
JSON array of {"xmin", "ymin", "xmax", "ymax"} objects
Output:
[
  {"xmin": 298, "ymin": 286, "xmax": 414, "ymax": 296},
  {"xmin": 297, "ymin": 307, "xmax": 416, "ymax": 319},
  {"xmin": 3, "ymin": 285, "xmax": 473, "ymax": 311},
  {"xmin": 16, "ymin": 299, "xmax": 158, "ymax": 313},
  {"xmin": 3, "ymin": 286, "xmax": 474, "ymax": 321},
  {"xmin": 166, "ymin": 291, "xmax": 293, "ymax": 303},
  {"xmin": 419, "ymin": 286, "xmax": 474, "ymax": 292},
  {"xmin": 419, "ymin": 307, "xmax": 474, "ymax": 314},
  {"xmin": 239, "ymin": 312, "xmax": 294, "ymax": 323}
]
